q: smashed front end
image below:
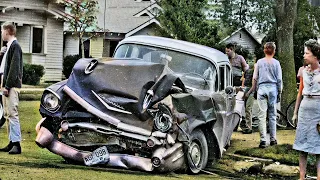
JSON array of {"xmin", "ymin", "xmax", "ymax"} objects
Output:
[{"xmin": 35, "ymin": 58, "xmax": 223, "ymax": 173}]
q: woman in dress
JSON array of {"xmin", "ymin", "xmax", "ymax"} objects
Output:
[{"xmin": 293, "ymin": 39, "xmax": 320, "ymax": 180}]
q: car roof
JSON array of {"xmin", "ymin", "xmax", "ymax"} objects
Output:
[{"xmin": 117, "ymin": 35, "xmax": 229, "ymax": 64}]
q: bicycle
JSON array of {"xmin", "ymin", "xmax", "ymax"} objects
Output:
[
  {"xmin": 285, "ymin": 99, "xmax": 297, "ymax": 128},
  {"xmin": 272, "ymin": 99, "xmax": 297, "ymax": 129},
  {"xmin": 275, "ymin": 109, "xmax": 289, "ymax": 129},
  {"xmin": 251, "ymin": 100, "xmax": 290, "ymax": 129}
]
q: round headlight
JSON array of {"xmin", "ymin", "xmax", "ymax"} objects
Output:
[{"xmin": 42, "ymin": 91, "xmax": 60, "ymax": 112}]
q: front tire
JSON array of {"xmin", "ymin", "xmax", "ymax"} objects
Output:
[{"xmin": 187, "ymin": 129, "xmax": 208, "ymax": 174}]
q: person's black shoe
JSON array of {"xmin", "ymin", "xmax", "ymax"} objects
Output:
[
  {"xmin": 270, "ymin": 140, "xmax": 277, "ymax": 146},
  {"xmin": 242, "ymin": 129, "xmax": 253, "ymax": 134},
  {"xmin": 0, "ymin": 141, "xmax": 13, "ymax": 152},
  {"xmin": 8, "ymin": 142, "xmax": 21, "ymax": 154},
  {"xmin": 239, "ymin": 119, "xmax": 247, "ymax": 130},
  {"xmin": 259, "ymin": 141, "xmax": 267, "ymax": 148}
]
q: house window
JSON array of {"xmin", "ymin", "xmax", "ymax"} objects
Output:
[
  {"xmin": 239, "ymin": 33, "xmax": 242, "ymax": 38},
  {"xmin": 32, "ymin": 27, "xmax": 43, "ymax": 53}
]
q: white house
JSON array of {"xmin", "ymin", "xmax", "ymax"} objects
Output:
[
  {"xmin": 64, "ymin": 0, "xmax": 161, "ymax": 58},
  {"xmin": 0, "ymin": 0, "xmax": 66, "ymax": 82},
  {"xmin": 219, "ymin": 27, "xmax": 261, "ymax": 54}
]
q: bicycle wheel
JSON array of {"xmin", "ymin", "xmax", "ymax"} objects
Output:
[
  {"xmin": 286, "ymin": 99, "xmax": 297, "ymax": 128},
  {"xmin": 276, "ymin": 110, "xmax": 287, "ymax": 129},
  {"xmin": 0, "ymin": 101, "xmax": 5, "ymax": 128}
]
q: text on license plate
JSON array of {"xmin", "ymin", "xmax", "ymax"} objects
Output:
[{"xmin": 83, "ymin": 146, "xmax": 109, "ymax": 166}]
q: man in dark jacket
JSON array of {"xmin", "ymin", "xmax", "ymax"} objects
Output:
[{"xmin": 0, "ymin": 22, "xmax": 23, "ymax": 154}]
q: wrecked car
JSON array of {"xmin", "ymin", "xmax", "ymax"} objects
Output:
[{"xmin": 35, "ymin": 35, "xmax": 244, "ymax": 174}]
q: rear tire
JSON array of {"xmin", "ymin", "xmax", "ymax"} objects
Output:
[{"xmin": 187, "ymin": 129, "xmax": 208, "ymax": 174}]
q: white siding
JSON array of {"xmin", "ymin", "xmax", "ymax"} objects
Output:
[
  {"xmin": 90, "ymin": 37, "xmax": 104, "ymax": 58},
  {"xmin": 31, "ymin": 54, "xmax": 46, "ymax": 67},
  {"xmin": 224, "ymin": 30, "xmax": 258, "ymax": 53},
  {"xmin": 131, "ymin": 23, "xmax": 157, "ymax": 36},
  {"xmin": 23, "ymin": 54, "xmax": 32, "ymax": 64},
  {"xmin": 64, "ymin": 35, "xmax": 79, "ymax": 57},
  {"xmin": 0, "ymin": 0, "xmax": 47, "ymax": 10},
  {"xmin": 45, "ymin": 18, "xmax": 64, "ymax": 81},
  {"xmin": 0, "ymin": 9, "xmax": 46, "ymax": 26},
  {"xmin": 16, "ymin": 25, "xmax": 31, "ymax": 53}
]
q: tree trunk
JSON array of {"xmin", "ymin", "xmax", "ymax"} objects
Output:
[
  {"xmin": 274, "ymin": 0, "xmax": 298, "ymax": 110},
  {"xmin": 81, "ymin": 40, "xmax": 85, "ymax": 58},
  {"xmin": 79, "ymin": 36, "xmax": 84, "ymax": 58}
]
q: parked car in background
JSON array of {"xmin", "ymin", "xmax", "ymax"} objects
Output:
[{"xmin": 35, "ymin": 35, "xmax": 244, "ymax": 174}]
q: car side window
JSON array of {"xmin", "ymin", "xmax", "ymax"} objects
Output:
[
  {"xmin": 226, "ymin": 65, "xmax": 232, "ymax": 87},
  {"xmin": 165, "ymin": 51, "xmax": 217, "ymax": 91},
  {"xmin": 219, "ymin": 65, "xmax": 226, "ymax": 91},
  {"xmin": 218, "ymin": 64, "xmax": 232, "ymax": 91}
]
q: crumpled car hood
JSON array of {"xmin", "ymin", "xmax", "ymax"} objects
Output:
[{"xmin": 65, "ymin": 58, "xmax": 166, "ymax": 124}]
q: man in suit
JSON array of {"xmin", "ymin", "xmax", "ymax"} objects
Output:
[{"xmin": 0, "ymin": 22, "xmax": 23, "ymax": 154}]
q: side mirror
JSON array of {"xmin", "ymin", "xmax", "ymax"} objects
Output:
[{"xmin": 225, "ymin": 86, "xmax": 234, "ymax": 95}]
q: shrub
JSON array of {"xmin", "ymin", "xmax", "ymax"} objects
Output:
[
  {"xmin": 23, "ymin": 63, "xmax": 45, "ymax": 85},
  {"xmin": 63, "ymin": 54, "xmax": 81, "ymax": 78}
]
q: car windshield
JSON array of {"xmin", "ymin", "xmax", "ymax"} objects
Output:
[{"xmin": 114, "ymin": 44, "xmax": 218, "ymax": 91}]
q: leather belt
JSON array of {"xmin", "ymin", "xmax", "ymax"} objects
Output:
[{"xmin": 304, "ymin": 95, "xmax": 320, "ymax": 98}]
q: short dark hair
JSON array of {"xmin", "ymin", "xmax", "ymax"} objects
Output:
[
  {"xmin": 264, "ymin": 42, "xmax": 276, "ymax": 55},
  {"xmin": 226, "ymin": 42, "xmax": 236, "ymax": 50},
  {"xmin": 304, "ymin": 39, "xmax": 320, "ymax": 60},
  {"xmin": 2, "ymin": 22, "xmax": 16, "ymax": 36}
]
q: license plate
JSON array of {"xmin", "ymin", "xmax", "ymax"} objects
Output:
[{"xmin": 83, "ymin": 146, "xmax": 109, "ymax": 166}]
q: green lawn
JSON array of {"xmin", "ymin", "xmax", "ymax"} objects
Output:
[
  {"xmin": 0, "ymin": 101, "xmax": 301, "ymax": 179},
  {"xmin": 0, "ymin": 101, "xmax": 226, "ymax": 180}
]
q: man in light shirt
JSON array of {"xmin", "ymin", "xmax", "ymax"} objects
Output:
[
  {"xmin": 0, "ymin": 22, "xmax": 23, "ymax": 154},
  {"xmin": 225, "ymin": 43, "xmax": 249, "ymax": 86}
]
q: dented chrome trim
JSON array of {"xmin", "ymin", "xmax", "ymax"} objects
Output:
[
  {"xmin": 117, "ymin": 122, "xmax": 151, "ymax": 136},
  {"xmin": 35, "ymin": 117, "xmax": 46, "ymax": 133},
  {"xmin": 64, "ymin": 86, "xmax": 152, "ymax": 136},
  {"xmin": 61, "ymin": 122, "xmax": 149, "ymax": 142},
  {"xmin": 64, "ymin": 86, "xmax": 120, "ymax": 126},
  {"xmin": 92, "ymin": 90, "xmax": 132, "ymax": 115}
]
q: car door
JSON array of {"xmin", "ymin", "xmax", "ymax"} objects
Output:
[{"xmin": 212, "ymin": 63, "xmax": 238, "ymax": 149}]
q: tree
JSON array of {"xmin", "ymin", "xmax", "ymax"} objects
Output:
[
  {"xmin": 211, "ymin": 0, "xmax": 275, "ymax": 35},
  {"xmin": 62, "ymin": 0, "xmax": 100, "ymax": 58},
  {"xmin": 156, "ymin": 0, "xmax": 220, "ymax": 47},
  {"xmin": 274, "ymin": 0, "xmax": 298, "ymax": 109},
  {"xmin": 216, "ymin": 0, "xmax": 251, "ymax": 32},
  {"xmin": 293, "ymin": 0, "xmax": 318, "ymax": 72}
]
